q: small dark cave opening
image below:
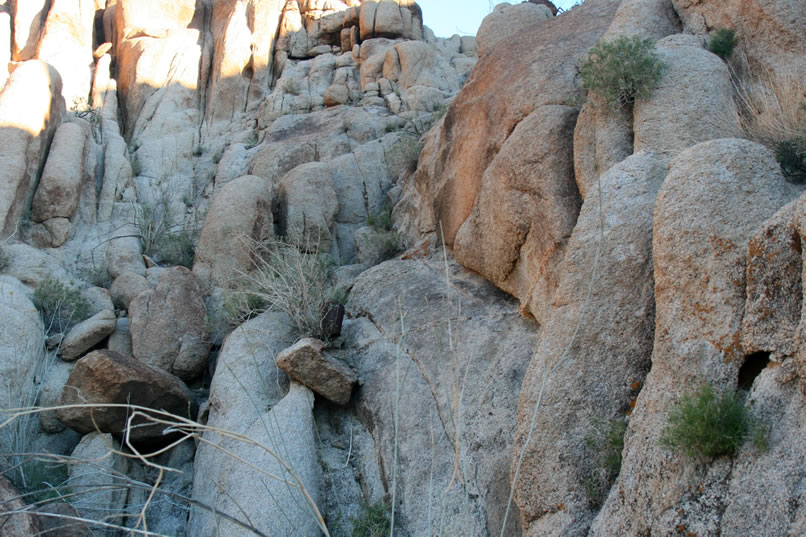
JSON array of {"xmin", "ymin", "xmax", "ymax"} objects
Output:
[{"xmin": 738, "ymin": 352, "xmax": 771, "ymax": 391}]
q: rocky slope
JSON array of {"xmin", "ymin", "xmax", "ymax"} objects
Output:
[{"xmin": 1, "ymin": 0, "xmax": 805, "ymax": 536}]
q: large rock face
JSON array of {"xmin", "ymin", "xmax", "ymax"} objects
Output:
[
  {"xmin": 412, "ymin": 0, "xmax": 620, "ymax": 248},
  {"xmin": 129, "ymin": 266, "xmax": 210, "ymax": 381},
  {"xmin": 193, "ymin": 174, "xmax": 274, "ymax": 288},
  {"xmin": 0, "ymin": 475, "xmax": 41, "ymax": 535},
  {"xmin": 0, "ymin": 276, "xmax": 44, "ymax": 453},
  {"xmin": 590, "ymin": 139, "xmax": 804, "ymax": 537},
  {"xmin": 188, "ymin": 312, "xmax": 325, "ymax": 537},
  {"xmin": 453, "ymin": 105, "xmax": 581, "ymax": 322},
  {"xmin": 0, "ymin": 60, "xmax": 63, "ymax": 238},
  {"xmin": 346, "ymin": 255, "xmax": 537, "ymax": 537},
  {"xmin": 512, "ymin": 152, "xmax": 667, "ymax": 537}
]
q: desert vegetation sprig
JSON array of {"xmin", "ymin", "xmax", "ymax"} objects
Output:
[
  {"xmin": 579, "ymin": 35, "xmax": 665, "ymax": 109},
  {"xmin": 708, "ymin": 28, "xmax": 738, "ymax": 60},
  {"xmin": 32, "ymin": 278, "xmax": 91, "ymax": 335},
  {"xmin": 660, "ymin": 383, "xmax": 767, "ymax": 459}
]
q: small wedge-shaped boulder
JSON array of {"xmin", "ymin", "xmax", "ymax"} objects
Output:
[
  {"xmin": 60, "ymin": 309, "xmax": 117, "ymax": 361},
  {"xmin": 58, "ymin": 350, "xmax": 195, "ymax": 444},
  {"xmin": 276, "ymin": 338, "xmax": 357, "ymax": 405},
  {"xmin": 0, "ymin": 475, "xmax": 40, "ymax": 536}
]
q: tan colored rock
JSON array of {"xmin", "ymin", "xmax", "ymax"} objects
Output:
[
  {"xmin": 31, "ymin": 216, "xmax": 71, "ymax": 248},
  {"xmin": 0, "ymin": 60, "xmax": 64, "ymax": 238},
  {"xmin": 359, "ymin": 0, "xmax": 422, "ymax": 41},
  {"xmin": 672, "ymin": 0, "xmax": 806, "ymax": 76},
  {"xmin": 591, "ymin": 139, "xmax": 802, "ymax": 537},
  {"xmin": 742, "ymin": 200, "xmax": 801, "ymax": 361},
  {"xmin": 115, "ymin": 0, "xmax": 197, "ymax": 44},
  {"xmin": 572, "ymin": 97, "xmax": 633, "ymax": 199},
  {"xmin": 413, "ymin": 0, "xmax": 620, "ymax": 246},
  {"xmin": 476, "ymin": 2, "xmax": 552, "ymax": 57},
  {"xmin": 58, "ymin": 350, "xmax": 195, "ymax": 443},
  {"xmin": 602, "ymin": 0, "xmax": 681, "ymax": 40},
  {"xmin": 279, "ymin": 162, "xmax": 338, "ymax": 252},
  {"xmin": 32, "ymin": 122, "xmax": 87, "ymax": 223},
  {"xmin": 206, "ymin": 0, "xmax": 284, "ymax": 125},
  {"xmin": 513, "ymin": 152, "xmax": 667, "ymax": 536},
  {"xmin": 10, "ymin": 0, "xmax": 48, "ymax": 61},
  {"xmin": 454, "ymin": 105, "xmax": 581, "ymax": 322},
  {"xmin": 634, "ymin": 34, "xmax": 741, "ymax": 161},
  {"xmin": 0, "ymin": 475, "xmax": 41, "ymax": 536},
  {"xmin": 60, "ymin": 309, "xmax": 117, "ymax": 361},
  {"xmin": 106, "ymin": 233, "xmax": 145, "ymax": 278},
  {"xmin": 276, "ymin": 338, "xmax": 357, "ymax": 405},
  {"xmin": 0, "ymin": 8, "xmax": 9, "ymax": 89},
  {"xmin": 129, "ymin": 266, "xmax": 210, "ymax": 381},
  {"xmin": 35, "ymin": 502, "xmax": 89, "ymax": 537},
  {"xmin": 35, "ymin": 0, "xmax": 96, "ymax": 105},
  {"xmin": 193, "ymin": 174, "xmax": 274, "ymax": 288},
  {"xmin": 98, "ymin": 134, "xmax": 132, "ymax": 221}
]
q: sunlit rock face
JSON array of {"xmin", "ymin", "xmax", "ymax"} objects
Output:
[{"xmin": 3, "ymin": 1, "xmax": 806, "ymax": 536}]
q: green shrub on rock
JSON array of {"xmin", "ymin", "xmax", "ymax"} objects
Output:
[
  {"xmin": 33, "ymin": 278, "xmax": 91, "ymax": 335},
  {"xmin": 660, "ymin": 383, "xmax": 764, "ymax": 459},
  {"xmin": 579, "ymin": 35, "xmax": 665, "ymax": 109},
  {"xmin": 708, "ymin": 28, "xmax": 738, "ymax": 60},
  {"xmin": 775, "ymin": 138, "xmax": 806, "ymax": 182}
]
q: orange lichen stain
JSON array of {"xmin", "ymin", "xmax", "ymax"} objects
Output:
[
  {"xmin": 693, "ymin": 302, "xmax": 714, "ymax": 314},
  {"xmin": 626, "ymin": 397, "xmax": 638, "ymax": 415},
  {"xmin": 401, "ymin": 240, "xmax": 430, "ymax": 260},
  {"xmin": 630, "ymin": 380, "xmax": 642, "ymax": 391}
]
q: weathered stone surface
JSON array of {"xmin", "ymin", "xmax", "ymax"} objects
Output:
[
  {"xmin": 57, "ymin": 350, "xmax": 195, "ymax": 443},
  {"xmin": 188, "ymin": 312, "xmax": 325, "ymax": 537},
  {"xmin": 110, "ymin": 271, "xmax": 151, "ymax": 309},
  {"xmin": 0, "ymin": 60, "xmax": 63, "ymax": 238},
  {"xmin": 603, "ymin": 0, "xmax": 681, "ymax": 40},
  {"xmin": 346, "ymin": 254, "xmax": 536, "ymax": 537},
  {"xmin": 193, "ymin": 175, "xmax": 273, "ymax": 288},
  {"xmin": 32, "ymin": 122, "xmax": 87, "ymax": 223},
  {"xmin": 413, "ymin": 0, "xmax": 620, "ymax": 245},
  {"xmin": 590, "ymin": 139, "xmax": 803, "ymax": 537},
  {"xmin": 115, "ymin": 0, "xmax": 197, "ymax": 43},
  {"xmin": 0, "ymin": 475, "xmax": 41, "ymax": 536},
  {"xmin": 359, "ymin": 0, "xmax": 422, "ymax": 41},
  {"xmin": 276, "ymin": 338, "xmax": 357, "ymax": 405},
  {"xmin": 513, "ymin": 152, "xmax": 667, "ymax": 537},
  {"xmin": 108, "ymin": 317, "xmax": 133, "ymax": 357},
  {"xmin": 60, "ymin": 309, "xmax": 117, "ymax": 361},
  {"xmin": 454, "ymin": 105, "xmax": 581, "ymax": 322},
  {"xmin": 38, "ymin": 358, "xmax": 72, "ymax": 434},
  {"xmin": 0, "ymin": 8, "xmax": 9, "ymax": 89},
  {"xmin": 672, "ymin": 0, "xmax": 806, "ymax": 76},
  {"xmin": 129, "ymin": 266, "xmax": 210, "ymax": 381},
  {"xmin": 10, "ymin": 0, "xmax": 48, "ymax": 61},
  {"xmin": 67, "ymin": 432, "xmax": 130, "ymax": 529},
  {"xmin": 106, "ymin": 233, "xmax": 146, "ymax": 279},
  {"xmin": 31, "ymin": 216, "xmax": 72, "ymax": 248},
  {"xmin": 279, "ymin": 162, "xmax": 338, "ymax": 251},
  {"xmin": 34, "ymin": 0, "xmax": 95, "ymax": 105},
  {"xmin": 476, "ymin": 2, "xmax": 552, "ymax": 57},
  {"xmin": 634, "ymin": 34, "xmax": 740, "ymax": 161},
  {"xmin": 0, "ymin": 276, "xmax": 44, "ymax": 452},
  {"xmin": 742, "ymin": 199, "xmax": 801, "ymax": 361},
  {"xmin": 0, "ymin": 243, "xmax": 70, "ymax": 287}
]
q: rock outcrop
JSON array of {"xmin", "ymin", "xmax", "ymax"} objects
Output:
[
  {"xmin": 58, "ymin": 350, "xmax": 196, "ymax": 444},
  {"xmin": 129, "ymin": 266, "xmax": 210, "ymax": 381}
]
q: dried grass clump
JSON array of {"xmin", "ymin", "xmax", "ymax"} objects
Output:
[
  {"xmin": 731, "ymin": 65, "xmax": 806, "ymax": 180},
  {"xmin": 227, "ymin": 238, "xmax": 334, "ymax": 339}
]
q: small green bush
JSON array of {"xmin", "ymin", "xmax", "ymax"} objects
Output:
[
  {"xmin": 33, "ymin": 278, "xmax": 92, "ymax": 335},
  {"xmin": 708, "ymin": 28, "xmax": 738, "ymax": 60},
  {"xmin": 775, "ymin": 138, "xmax": 806, "ymax": 182},
  {"xmin": 660, "ymin": 384, "xmax": 755, "ymax": 459},
  {"xmin": 350, "ymin": 500, "xmax": 390, "ymax": 537},
  {"xmin": 136, "ymin": 204, "xmax": 198, "ymax": 268},
  {"xmin": 579, "ymin": 35, "xmax": 665, "ymax": 109},
  {"xmin": 367, "ymin": 202, "xmax": 394, "ymax": 232}
]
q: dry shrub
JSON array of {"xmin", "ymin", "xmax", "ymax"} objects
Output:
[{"xmin": 731, "ymin": 64, "xmax": 806, "ymax": 148}]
